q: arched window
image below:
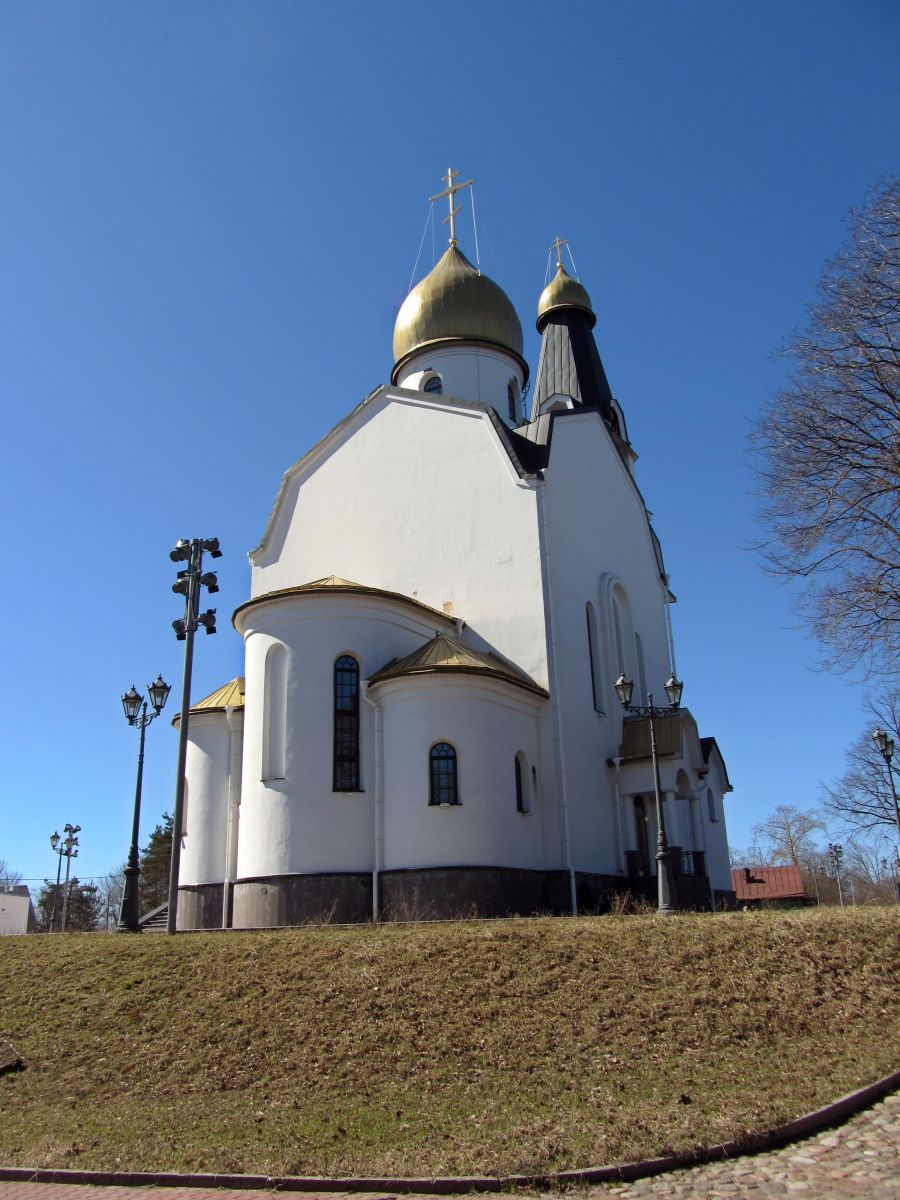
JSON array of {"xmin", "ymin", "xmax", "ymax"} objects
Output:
[
  {"xmin": 514, "ymin": 753, "xmax": 531, "ymax": 813},
  {"xmin": 262, "ymin": 643, "xmax": 287, "ymax": 781},
  {"xmin": 612, "ymin": 595, "xmax": 625, "ymax": 677},
  {"xmin": 429, "ymin": 742, "xmax": 459, "ymax": 806},
  {"xmin": 333, "ymin": 656, "xmax": 360, "ymax": 791},
  {"xmin": 586, "ymin": 602, "xmax": 602, "ymax": 712},
  {"xmin": 634, "ymin": 632, "xmax": 647, "ymax": 709},
  {"xmin": 423, "ymin": 374, "xmax": 443, "ymax": 394},
  {"xmin": 634, "ymin": 796, "xmax": 650, "ymax": 871}
]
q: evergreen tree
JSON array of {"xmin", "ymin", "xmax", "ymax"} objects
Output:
[
  {"xmin": 36, "ymin": 878, "xmax": 102, "ymax": 931},
  {"xmin": 139, "ymin": 812, "xmax": 173, "ymax": 913}
]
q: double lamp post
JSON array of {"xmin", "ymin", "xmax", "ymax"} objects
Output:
[
  {"xmin": 614, "ymin": 670, "xmax": 684, "ymax": 915},
  {"xmin": 118, "ymin": 675, "xmax": 172, "ymax": 931}
]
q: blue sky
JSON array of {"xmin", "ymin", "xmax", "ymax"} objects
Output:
[{"xmin": 2, "ymin": 0, "xmax": 899, "ymax": 890}]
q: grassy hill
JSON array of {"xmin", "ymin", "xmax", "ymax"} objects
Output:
[{"xmin": 1, "ymin": 908, "xmax": 898, "ymax": 1179}]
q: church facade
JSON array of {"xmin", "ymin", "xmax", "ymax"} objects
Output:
[{"xmin": 175, "ymin": 191, "xmax": 734, "ymax": 929}]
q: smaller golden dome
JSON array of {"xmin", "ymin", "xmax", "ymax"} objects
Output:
[
  {"xmin": 537, "ymin": 263, "xmax": 595, "ymax": 331},
  {"xmin": 392, "ymin": 245, "xmax": 524, "ymax": 379}
]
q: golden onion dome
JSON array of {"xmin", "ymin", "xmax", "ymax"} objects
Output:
[
  {"xmin": 537, "ymin": 263, "xmax": 595, "ymax": 331},
  {"xmin": 392, "ymin": 245, "xmax": 524, "ymax": 378}
]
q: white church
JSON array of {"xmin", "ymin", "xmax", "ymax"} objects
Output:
[{"xmin": 174, "ymin": 176, "xmax": 734, "ymax": 929}]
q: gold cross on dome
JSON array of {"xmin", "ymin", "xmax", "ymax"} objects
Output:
[
  {"xmin": 550, "ymin": 235, "xmax": 569, "ymax": 269},
  {"xmin": 429, "ymin": 167, "xmax": 474, "ymax": 247}
]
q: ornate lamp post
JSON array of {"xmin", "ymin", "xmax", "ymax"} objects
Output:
[
  {"xmin": 828, "ymin": 842, "xmax": 844, "ymax": 907},
  {"xmin": 167, "ymin": 537, "xmax": 221, "ymax": 934},
  {"xmin": 118, "ymin": 675, "xmax": 171, "ymax": 932},
  {"xmin": 614, "ymin": 672, "xmax": 684, "ymax": 915}
]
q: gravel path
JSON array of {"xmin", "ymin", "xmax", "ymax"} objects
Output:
[
  {"xmin": 0, "ymin": 1092, "xmax": 897, "ymax": 1200},
  {"xmin": 584, "ymin": 1091, "xmax": 900, "ymax": 1198}
]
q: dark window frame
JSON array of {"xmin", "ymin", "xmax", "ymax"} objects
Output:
[
  {"xmin": 429, "ymin": 742, "xmax": 459, "ymax": 806},
  {"xmin": 333, "ymin": 655, "xmax": 361, "ymax": 792},
  {"xmin": 515, "ymin": 755, "xmax": 525, "ymax": 813}
]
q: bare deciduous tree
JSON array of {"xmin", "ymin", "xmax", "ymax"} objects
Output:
[
  {"xmin": 752, "ymin": 804, "xmax": 826, "ymax": 867},
  {"xmin": 823, "ymin": 691, "xmax": 900, "ymax": 837},
  {"xmin": 0, "ymin": 859, "xmax": 23, "ymax": 889},
  {"xmin": 753, "ymin": 176, "xmax": 900, "ymax": 678}
]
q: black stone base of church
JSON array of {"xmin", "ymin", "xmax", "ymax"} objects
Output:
[
  {"xmin": 177, "ymin": 882, "xmax": 225, "ymax": 930},
  {"xmin": 175, "ymin": 867, "xmax": 730, "ymax": 929}
]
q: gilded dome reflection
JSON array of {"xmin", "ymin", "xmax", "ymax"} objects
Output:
[{"xmin": 393, "ymin": 245, "xmax": 524, "ymax": 369}]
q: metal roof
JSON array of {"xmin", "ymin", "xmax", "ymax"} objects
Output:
[
  {"xmin": 233, "ymin": 577, "xmax": 457, "ymax": 631},
  {"xmin": 732, "ymin": 866, "xmax": 806, "ymax": 902},
  {"xmin": 369, "ymin": 632, "xmax": 548, "ymax": 697}
]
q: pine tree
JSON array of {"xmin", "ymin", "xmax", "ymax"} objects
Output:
[
  {"xmin": 139, "ymin": 812, "xmax": 173, "ymax": 914},
  {"xmin": 36, "ymin": 879, "xmax": 102, "ymax": 931}
]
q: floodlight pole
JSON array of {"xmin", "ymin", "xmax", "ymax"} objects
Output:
[{"xmin": 167, "ymin": 538, "xmax": 220, "ymax": 934}]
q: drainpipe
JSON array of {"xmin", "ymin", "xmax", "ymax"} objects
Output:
[
  {"xmin": 536, "ymin": 485, "xmax": 577, "ymax": 915},
  {"xmin": 222, "ymin": 705, "xmax": 242, "ymax": 928},
  {"xmin": 361, "ymin": 682, "xmax": 384, "ymax": 922},
  {"xmin": 609, "ymin": 756, "xmax": 625, "ymax": 873}
]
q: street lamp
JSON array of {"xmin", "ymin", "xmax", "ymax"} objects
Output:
[
  {"xmin": 871, "ymin": 727, "xmax": 900, "ymax": 851},
  {"xmin": 829, "ymin": 842, "xmax": 844, "ymax": 907},
  {"xmin": 167, "ymin": 537, "xmax": 221, "ymax": 934},
  {"xmin": 118, "ymin": 675, "xmax": 171, "ymax": 932},
  {"xmin": 52, "ymin": 824, "xmax": 80, "ymax": 932},
  {"xmin": 614, "ymin": 671, "xmax": 684, "ymax": 915}
]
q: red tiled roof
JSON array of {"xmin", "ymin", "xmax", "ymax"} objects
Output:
[{"xmin": 731, "ymin": 865, "xmax": 805, "ymax": 901}]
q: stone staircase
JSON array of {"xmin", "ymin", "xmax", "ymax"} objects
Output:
[{"xmin": 138, "ymin": 903, "xmax": 168, "ymax": 933}]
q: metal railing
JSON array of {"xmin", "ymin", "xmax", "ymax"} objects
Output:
[{"xmin": 626, "ymin": 848, "xmax": 706, "ymax": 878}]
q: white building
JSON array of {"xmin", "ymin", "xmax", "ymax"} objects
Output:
[
  {"xmin": 0, "ymin": 887, "xmax": 36, "ymax": 936},
  {"xmin": 175, "ymin": 201, "xmax": 733, "ymax": 929}
]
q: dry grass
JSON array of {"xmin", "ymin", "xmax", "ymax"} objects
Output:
[{"xmin": 1, "ymin": 908, "xmax": 897, "ymax": 1178}]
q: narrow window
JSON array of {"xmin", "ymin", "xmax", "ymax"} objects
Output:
[
  {"xmin": 634, "ymin": 796, "xmax": 650, "ymax": 874},
  {"xmin": 507, "ymin": 380, "xmax": 517, "ymax": 422},
  {"xmin": 262, "ymin": 643, "xmax": 287, "ymax": 781},
  {"xmin": 635, "ymin": 633, "xmax": 647, "ymax": 709},
  {"xmin": 429, "ymin": 742, "xmax": 458, "ymax": 806},
  {"xmin": 612, "ymin": 596, "xmax": 625, "ymax": 677},
  {"xmin": 515, "ymin": 755, "xmax": 524, "ymax": 812},
  {"xmin": 423, "ymin": 374, "xmax": 442, "ymax": 394},
  {"xmin": 707, "ymin": 788, "xmax": 717, "ymax": 822},
  {"xmin": 586, "ymin": 603, "xmax": 602, "ymax": 712},
  {"xmin": 333, "ymin": 655, "xmax": 360, "ymax": 791}
]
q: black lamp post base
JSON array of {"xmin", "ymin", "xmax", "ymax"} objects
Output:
[{"xmin": 117, "ymin": 864, "xmax": 142, "ymax": 933}]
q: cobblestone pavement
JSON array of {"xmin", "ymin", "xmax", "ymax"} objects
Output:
[
  {"xmin": 583, "ymin": 1091, "xmax": 900, "ymax": 1199},
  {"xmin": 0, "ymin": 1093, "xmax": 897, "ymax": 1200}
]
